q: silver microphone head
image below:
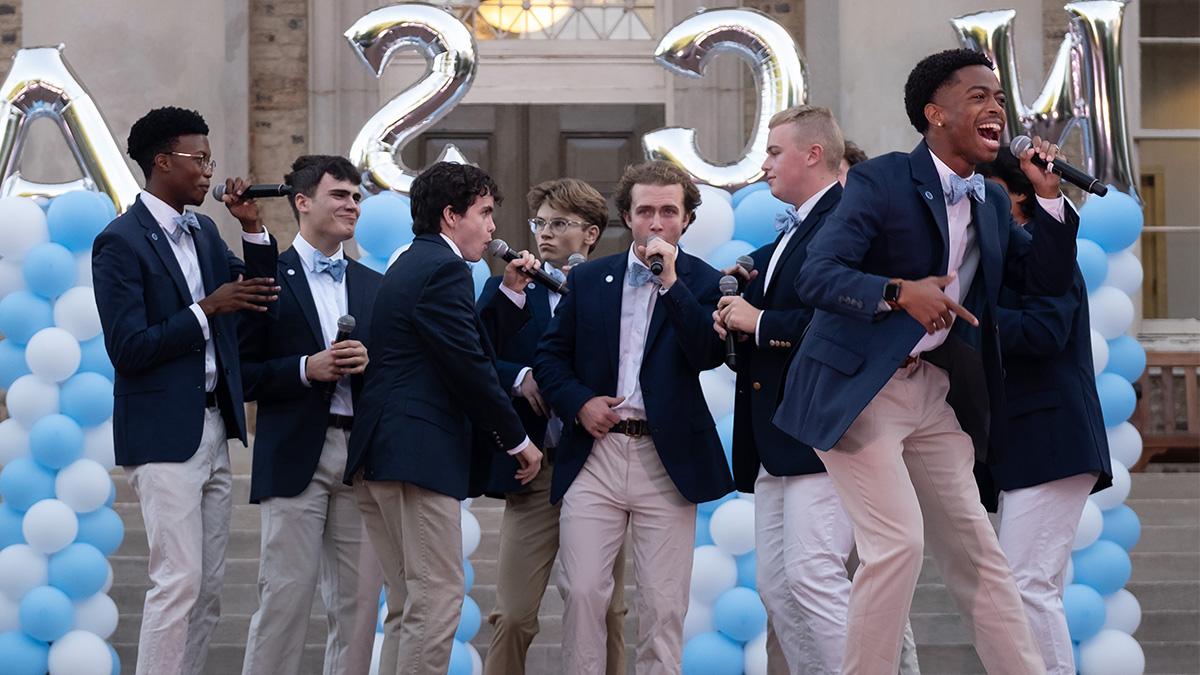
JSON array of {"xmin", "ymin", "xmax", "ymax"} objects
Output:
[
  {"xmin": 1009, "ymin": 135, "xmax": 1033, "ymax": 156},
  {"xmin": 718, "ymin": 275, "xmax": 740, "ymax": 295},
  {"xmin": 211, "ymin": 183, "xmax": 227, "ymax": 201},
  {"xmin": 486, "ymin": 239, "xmax": 510, "ymax": 258},
  {"xmin": 566, "ymin": 253, "xmax": 587, "ymax": 268},
  {"xmin": 735, "ymin": 254, "xmax": 755, "ymax": 273},
  {"xmin": 336, "ymin": 314, "xmax": 356, "ymax": 333}
]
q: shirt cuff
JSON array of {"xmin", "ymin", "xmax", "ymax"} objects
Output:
[
  {"xmin": 499, "ymin": 284, "xmax": 526, "ymax": 309},
  {"xmin": 876, "ymin": 299, "xmax": 893, "ymax": 313},
  {"xmin": 1036, "ymin": 194, "xmax": 1066, "ymax": 223},
  {"xmin": 512, "ymin": 367, "xmax": 532, "ymax": 396},
  {"xmin": 506, "ymin": 436, "xmax": 532, "ymax": 456},
  {"xmin": 241, "ymin": 229, "xmax": 271, "ymax": 244},
  {"xmin": 754, "ymin": 311, "xmax": 764, "ymax": 347},
  {"xmin": 299, "ymin": 356, "xmax": 311, "ymax": 387},
  {"xmin": 188, "ymin": 303, "xmax": 211, "ymax": 340}
]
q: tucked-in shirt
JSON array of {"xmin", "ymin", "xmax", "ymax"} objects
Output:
[
  {"xmin": 293, "ymin": 234, "xmax": 353, "ymax": 416},
  {"xmin": 614, "ymin": 245, "xmax": 665, "ymax": 421}
]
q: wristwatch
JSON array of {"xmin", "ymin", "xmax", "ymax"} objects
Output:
[{"xmin": 883, "ymin": 280, "xmax": 902, "ymax": 308}]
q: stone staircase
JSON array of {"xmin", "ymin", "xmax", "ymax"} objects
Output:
[{"xmin": 110, "ymin": 446, "xmax": 1200, "ymax": 674}]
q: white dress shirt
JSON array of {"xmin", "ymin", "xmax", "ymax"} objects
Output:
[
  {"xmin": 139, "ymin": 191, "xmax": 270, "ymax": 393},
  {"xmin": 293, "ymin": 234, "xmax": 354, "ymax": 416},
  {"xmin": 500, "ymin": 273, "xmax": 565, "ymax": 448},
  {"xmin": 614, "ymin": 245, "xmax": 668, "ymax": 421}
]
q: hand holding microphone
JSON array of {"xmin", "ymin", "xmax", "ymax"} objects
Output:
[
  {"xmin": 213, "ymin": 177, "xmax": 290, "ymax": 234},
  {"xmin": 487, "ymin": 239, "xmax": 568, "ymax": 294},
  {"xmin": 713, "ymin": 256, "xmax": 757, "ymax": 368},
  {"xmin": 638, "ymin": 235, "xmax": 678, "ymax": 288},
  {"xmin": 304, "ymin": 315, "xmax": 368, "ymax": 402},
  {"xmin": 1010, "ymin": 135, "xmax": 1107, "ymax": 197}
]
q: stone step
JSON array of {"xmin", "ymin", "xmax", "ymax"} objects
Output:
[
  {"xmin": 113, "ymin": 501, "xmax": 263, "ymax": 532},
  {"xmin": 113, "ymin": 611, "xmax": 327, "ymax": 646},
  {"xmin": 1142, "ymin": 640, "xmax": 1200, "ymax": 675},
  {"xmin": 116, "ymin": 527, "xmax": 261, "ymax": 559},
  {"xmin": 1131, "ymin": 552, "xmax": 1200, "ymax": 583},
  {"xmin": 112, "ymin": 556, "xmax": 261, "ymax": 586},
  {"xmin": 1123, "ymin": 499, "xmax": 1200, "ymax": 526},
  {"xmin": 1138, "ymin": 525, "xmax": 1200, "ymax": 553},
  {"xmin": 1128, "ymin": 473, "xmax": 1200, "ymax": 500},
  {"xmin": 113, "ymin": 643, "xmax": 327, "ymax": 675},
  {"xmin": 113, "ymin": 472, "xmax": 254, "ymax": 505}
]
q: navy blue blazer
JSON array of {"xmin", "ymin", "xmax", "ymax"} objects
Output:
[
  {"xmin": 731, "ymin": 184, "xmax": 841, "ymax": 493},
  {"xmin": 239, "ymin": 247, "xmax": 382, "ymax": 504},
  {"xmin": 343, "ymin": 234, "xmax": 527, "ymax": 499},
  {"xmin": 476, "ymin": 275, "xmax": 552, "ymax": 495},
  {"xmin": 988, "ymin": 244, "xmax": 1112, "ymax": 499},
  {"xmin": 774, "ymin": 141, "xmax": 1078, "ymax": 456},
  {"xmin": 92, "ymin": 196, "xmax": 277, "ymax": 467},
  {"xmin": 533, "ymin": 250, "xmax": 735, "ymax": 504}
]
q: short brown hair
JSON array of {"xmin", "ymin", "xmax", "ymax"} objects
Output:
[
  {"xmin": 842, "ymin": 140, "xmax": 869, "ymax": 167},
  {"xmin": 768, "ymin": 105, "xmax": 845, "ymax": 172},
  {"xmin": 527, "ymin": 178, "xmax": 609, "ymax": 252},
  {"xmin": 613, "ymin": 161, "xmax": 701, "ymax": 225}
]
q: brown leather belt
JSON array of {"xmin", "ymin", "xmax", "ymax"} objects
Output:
[
  {"xmin": 328, "ymin": 414, "xmax": 354, "ymax": 430},
  {"xmin": 610, "ymin": 419, "xmax": 651, "ymax": 437}
]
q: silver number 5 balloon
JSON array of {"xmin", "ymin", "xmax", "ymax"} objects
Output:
[
  {"xmin": 346, "ymin": 3, "xmax": 478, "ymax": 195},
  {"xmin": 642, "ymin": 8, "xmax": 807, "ymax": 191}
]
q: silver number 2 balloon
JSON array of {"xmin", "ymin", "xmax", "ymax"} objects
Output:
[
  {"xmin": 0, "ymin": 45, "xmax": 140, "ymax": 213},
  {"xmin": 642, "ymin": 8, "xmax": 807, "ymax": 191},
  {"xmin": 346, "ymin": 3, "xmax": 478, "ymax": 195},
  {"xmin": 952, "ymin": 1, "xmax": 1138, "ymax": 200}
]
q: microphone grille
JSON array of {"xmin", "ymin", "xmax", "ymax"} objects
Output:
[
  {"xmin": 336, "ymin": 314, "xmax": 356, "ymax": 332},
  {"xmin": 735, "ymin": 255, "xmax": 755, "ymax": 273},
  {"xmin": 1009, "ymin": 135, "xmax": 1033, "ymax": 155},
  {"xmin": 719, "ymin": 275, "xmax": 740, "ymax": 294},
  {"xmin": 211, "ymin": 184, "xmax": 226, "ymax": 201},
  {"xmin": 486, "ymin": 239, "xmax": 509, "ymax": 257},
  {"xmin": 566, "ymin": 253, "xmax": 587, "ymax": 268}
]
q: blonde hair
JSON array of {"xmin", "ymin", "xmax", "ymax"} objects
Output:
[
  {"xmin": 526, "ymin": 178, "xmax": 609, "ymax": 252},
  {"xmin": 768, "ymin": 105, "xmax": 845, "ymax": 172}
]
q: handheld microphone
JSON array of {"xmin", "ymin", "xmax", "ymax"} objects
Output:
[
  {"xmin": 322, "ymin": 314, "xmax": 356, "ymax": 403},
  {"xmin": 1009, "ymin": 136, "xmax": 1107, "ymax": 197},
  {"xmin": 566, "ymin": 253, "xmax": 587, "ymax": 269},
  {"xmin": 647, "ymin": 234, "xmax": 664, "ymax": 275},
  {"xmin": 486, "ymin": 239, "xmax": 568, "ymax": 295},
  {"xmin": 719, "ymin": 275, "xmax": 741, "ymax": 369},
  {"xmin": 735, "ymin": 255, "xmax": 755, "ymax": 288},
  {"xmin": 211, "ymin": 183, "xmax": 291, "ymax": 202}
]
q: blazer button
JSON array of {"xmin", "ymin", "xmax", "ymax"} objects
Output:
[{"xmin": 752, "ymin": 381, "xmax": 762, "ymax": 391}]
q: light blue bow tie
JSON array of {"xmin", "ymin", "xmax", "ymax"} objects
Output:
[
  {"xmin": 543, "ymin": 263, "xmax": 566, "ymax": 285},
  {"xmin": 947, "ymin": 173, "xmax": 986, "ymax": 205},
  {"xmin": 774, "ymin": 206, "xmax": 801, "ymax": 234},
  {"xmin": 313, "ymin": 251, "xmax": 347, "ymax": 282},
  {"xmin": 626, "ymin": 261, "xmax": 660, "ymax": 288},
  {"xmin": 165, "ymin": 211, "xmax": 200, "ymax": 243}
]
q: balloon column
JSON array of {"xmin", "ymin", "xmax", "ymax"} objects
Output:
[
  {"xmin": 1062, "ymin": 187, "xmax": 1147, "ymax": 675},
  {"xmin": 0, "ymin": 192, "xmax": 123, "ymax": 675}
]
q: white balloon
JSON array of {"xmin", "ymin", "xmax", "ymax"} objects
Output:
[
  {"xmin": 6, "ymin": 373, "xmax": 61, "ymax": 427},
  {"xmin": 82, "ymin": 420, "xmax": 115, "ymax": 471},
  {"xmin": 369, "ymin": 632, "xmax": 384, "ymax": 675},
  {"xmin": 53, "ymin": 287, "xmax": 102, "ymax": 341},
  {"xmin": 73, "ymin": 592, "xmax": 118, "ymax": 639},
  {"xmin": 47, "ymin": 629, "xmax": 114, "ymax": 675},
  {"xmin": 25, "ymin": 326, "xmax": 82, "ymax": 382},
  {"xmin": 0, "ymin": 259, "xmax": 26, "ymax": 297},
  {"xmin": 1073, "ymin": 498, "xmax": 1103, "ymax": 550},
  {"xmin": 0, "ymin": 417, "xmax": 30, "ymax": 465},
  {"xmin": 0, "ymin": 543, "xmax": 49, "ymax": 600},
  {"xmin": 1090, "ymin": 329, "xmax": 1109, "ymax": 375},
  {"xmin": 75, "ymin": 252, "xmax": 93, "ymax": 288},
  {"xmin": 1102, "ymin": 588, "xmax": 1141, "ymax": 635},
  {"xmin": 681, "ymin": 185, "xmax": 736, "ymax": 259},
  {"xmin": 744, "ymin": 631, "xmax": 768, "ymax": 675},
  {"xmin": 1078, "ymin": 629, "xmax": 1144, "ymax": 675},
  {"xmin": 0, "ymin": 588, "xmax": 18, "ymax": 632},
  {"xmin": 1106, "ymin": 422, "xmax": 1142, "ymax": 470},
  {"xmin": 0, "ymin": 196, "xmax": 49, "ymax": 260},
  {"xmin": 101, "ymin": 561, "xmax": 113, "ymax": 594},
  {"xmin": 683, "ymin": 599, "xmax": 714, "ymax": 641},
  {"xmin": 700, "ymin": 368, "xmax": 736, "ymax": 420},
  {"xmin": 1088, "ymin": 287, "xmax": 1135, "ymax": 340},
  {"xmin": 1064, "ymin": 557, "xmax": 1074, "ymax": 586},
  {"xmin": 55, "ymin": 459, "xmax": 112, "ymax": 513},
  {"xmin": 1104, "ymin": 249, "xmax": 1143, "ymax": 295},
  {"xmin": 708, "ymin": 186, "xmax": 734, "ymax": 204},
  {"xmin": 467, "ymin": 643, "xmax": 482, "ymax": 675},
  {"xmin": 1091, "ymin": 462, "xmax": 1131, "ymax": 510},
  {"xmin": 710, "ymin": 498, "xmax": 756, "ymax": 556},
  {"xmin": 387, "ymin": 243, "xmax": 411, "ymax": 269},
  {"xmin": 737, "ymin": 491, "xmax": 755, "ymax": 503},
  {"xmin": 22, "ymin": 498, "xmax": 79, "ymax": 554},
  {"xmin": 461, "ymin": 507, "xmax": 480, "ymax": 558},
  {"xmin": 690, "ymin": 545, "xmax": 738, "ymax": 604}
]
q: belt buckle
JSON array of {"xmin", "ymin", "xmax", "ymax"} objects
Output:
[{"xmin": 628, "ymin": 420, "xmax": 646, "ymax": 438}]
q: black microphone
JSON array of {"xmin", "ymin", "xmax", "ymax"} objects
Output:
[
  {"xmin": 647, "ymin": 234, "xmax": 664, "ymax": 275},
  {"xmin": 322, "ymin": 314, "xmax": 356, "ymax": 403},
  {"xmin": 720, "ymin": 275, "xmax": 741, "ymax": 369},
  {"xmin": 1009, "ymin": 136, "xmax": 1108, "ymax": 197},
  {"xmin": 211, "ymin": 183, "xmax": 291, "ymax": 202},
  {"xmin": 486, "ymin": 239, "xmax": 568, "ymax": 295}
]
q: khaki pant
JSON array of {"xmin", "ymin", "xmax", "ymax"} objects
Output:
[
  {"xmin": 817, "ymin": 361, "xmax": 1043, "ymax": 675},
  {"xmin": 242, "ymin": 428, "xmax": 384, "ymax": 675},
  {"xmin": 355, "ymin": 477, "xmax": 463, "ymax": 675}
]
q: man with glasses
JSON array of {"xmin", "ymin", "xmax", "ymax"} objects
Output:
[
  {"xmin": 92, "ymin": 106, "xmax": 279, "ymax": 675},
  {"xmin": 475, "ymin": 179, "xmax": 628, "ymax": 675}
]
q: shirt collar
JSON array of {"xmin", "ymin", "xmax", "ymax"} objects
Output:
[
  {"xmin": 439, "ymin": 233, "xmax": 464, "ymax": 260},
  {"xmin": 140, "ymin": 190, "xmax": 192, "ymax": 234},
  {"xmin": 792, "ymin": 181, "xmax": 839, "ymax": 224},
  {"xmin": 928, "ymin": 149, "xmax": 975, "ymax": 201},
  {"xmin": 292, "ymin": 233, "xmax": 344, "ymax": 274}
]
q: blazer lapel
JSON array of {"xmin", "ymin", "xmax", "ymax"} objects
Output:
[
  {"xmin": 527, "ymin": 282, "xmax": 552, "ymax": 326},
  {"xmin": 765, "ymin": 183, "xmax": 842, "ymax": 303},
  {"xmin": 910, "ymin": 142, "xmax": 951, "ymax": 274},
  {"xmin": 601, "ymin": 254, "xmax": 625, "ymax": 371},
  {"xmin": 971, "ymin": 198, "xmax": 1002, "ymax": 303},
  {"xmin": 643, "ymin": 251, "xmax": 690, "ymax": 356},
  {"xmin": 134, "ymin": 198, "xmax": 193, "ymax": 306},
  {"xmin": 280, "ymin": 247, "xmax": 325, "ymax": 349},
  {"xmin": 190, "ymin": 219, "xmax": 220, "ymax": 295}
]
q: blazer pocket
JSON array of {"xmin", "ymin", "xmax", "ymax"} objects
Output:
[
  {"xmin": 404, "ymin": 399, "xmax": 461, "ymax": 433},
  {"xmin": 1006, "ymin": 389, "xmax": 1063, "ymax": 417},
  {"xmin": 805, "ymin": 332, "xmax": 865, "ymax": 376}
]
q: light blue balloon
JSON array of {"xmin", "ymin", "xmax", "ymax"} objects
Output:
[
  {"xmin": 456, "ymin": 595, "xmax": 481, "ymax": 642},
  {"xmin": 712, "ymin": 586, "xmax": 767, "ymax": 643},
  {"xmin": 355, "ymin": 192, "xmax": 414, "ymax": 259},
  {"xmin": 18, "ymin": 585, "xmax": 75, "ymax": 642},
  {"xmin": 60, "ymin": 372, "xmax": 113, "ymax": 427},
  {"xmin": 0, "ymin": 503, "xmax": 25, "ymax": 547},
  {"xmin": 0, "ymin": 291, "xmax": 55, "ymax": 345},
  {"xmin": 0, "ymin": 457, "xmax": 57, "ymax": 512},
  {"xmin": 358, "ymin": 255, "xmax": 389, "ymax": 275},
  {"xmin": 1104, "ymin": 335, "xmax": 1146, "ymax": 383},
  {"xmin": 698, "ymin": 492, "xmax": 735, "ymax": 516},
  {"xmin": 1063, "ymin": 583, "xmax": 1106, "ymax": 642},
  {"xmin": 47, "ymin": 191, "xmax": 112, "ymax": 252},
  {"xmin": 448, "ymin": 639, "xmax": 473, "ymax": 675},
  {"xmin": 48, "ymin": 543, "xmax": 109, "ymax": 599},
  {"xmin": 77, "ymin": 337, "xmax": 115, "ymax": 380},
  {"xmin": 732, "ymin": 190, "xmax": 788, "ymax": 247},
  {"xmin": 1100, "ymin": 504, "xmax": 1141, "ymax": 551},
  {"xmin": 471, "ymin": 261, "xmax": 491, "ymax": 300},
  {"xmin": 695, "ymin": 512, "xmax": 714, "ymax": 547},
  {"xmin": 707, "ymin": 240, "xmax": 756, "ymax": 272},
  {"xmin": 1072, "ymin": 540, "xmax": 1132, "ymax": 596},
  {"xmin": 0, "ymin": 630, "xmax": 50, "ymax": 675},
  {"xmin": 731, "ymin": 181, "xmax": 770, "ymax": 209},
  {"xmin": 1076, "ymin": 239, "xmax": 1109, "ymax": 291},
  {"xmin": 716, "ymin": 414, "xmax": 734, "ymax": 470},
  {"xmin": 105, "ymin": 481, "xmax": 116, "ymax": 509},
  {"xmin": 735, "ymin": 550, "xmax": 756, "ymax": 590},
  {"xmin": 463, "ymin": 558, "xmax": 475, "ymax": 593},
  {"xmin": 1078, "ymin": 189, "xmax": 1143, "ymax": 253},
  {"xmin": 1095, "ymin": 372, "xmax": 1136, "ymax": 427},
  {"xmin": 22, "ymin": 242, "xmax": 77, "ymax": 299},
  {"xmin": 75, "ymin": 506, "xmax": 124, "ymax": 556},
  {"xmin": 0, "ymin": 339, "xmax": 31, "ymax": 388},
  {"xmin": 109, "ymin": 643, "xmax": 121, "ymax": 675},
  {"xmin": 29, "ymin": 414, "xmax": 85, "ymax": 470},
  {"xmin": 681, "ymin": 632, "xmax": 744, "ymax": 675}
]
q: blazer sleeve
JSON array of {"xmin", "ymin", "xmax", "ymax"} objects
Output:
[
  {"xmin": 757, "ymin": 307, "xmax": 814, "ymax": 350},
  {"xmin": 533, "ymin": 272, "xmax": 596, "ymax": 425},
  {"xmin": 996, "ymin": 278, "xmax": 1081, "ymax": 358},
  {"xmin": 1000, "ymin": 196, "xmax": 1079, "ymax": 297},
  {"xmin": 237, "ymin": 311, "xmax": 307, "ymax": 403},
  {"xmin": 475, "ymin": 275, "xmax": 531, "ymax": 388},
  {"xmin": 92, "ymin": 231, "xmax": 207, "ymax": 374},
  {"xmin": 661, "ymin": 270, "xmax": 725, "ymax": 372}
]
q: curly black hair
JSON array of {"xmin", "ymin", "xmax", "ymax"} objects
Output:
[
  {"xmin": 410, "ymin": 162, "xmax": 502, "ymax": 236},
  {"xmin": 283, "ymin": 155, "xmax": 361, "ymax": 222},
  {"xmin": 978, "ymin": 148, "xmax": 1036, "ymax": 221},
  {"xmin": 126, "ymin": 107, "xmax": 209, "ymax": 179},
  {"xmin": 904, "ymin": 49, "xmax": 994, "ymax": 134}
]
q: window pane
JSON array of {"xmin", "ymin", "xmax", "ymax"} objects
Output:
[
  {"xmin": 1141, "ymin": 44, "xmax": 1200, "ymax": 129},
  {"xmin": 1140, "ymin": 0, "xmax": 1200, "ymax": 38},
  {"xmin": 1138, "ymin": 139, "xmax": 1200, "ymax": 320}
]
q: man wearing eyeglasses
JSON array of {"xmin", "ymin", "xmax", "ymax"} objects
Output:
[
  {"xmin": 474, "ymin": 178, "xmax": 629, "ymax": 675},
  {"xmin": 92, "ymin": 106, "xmax": 280, "ymax": 675}
]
